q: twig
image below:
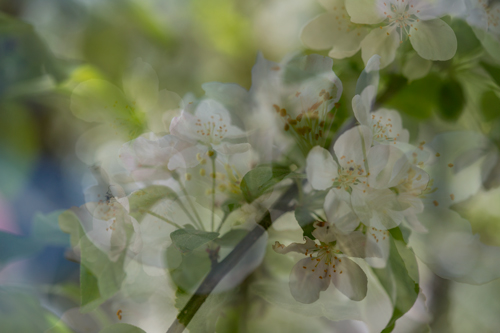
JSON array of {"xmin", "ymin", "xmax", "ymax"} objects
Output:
[{"xmin": 166, "ymin": 184, "xmax": 298, "ymax": 333}]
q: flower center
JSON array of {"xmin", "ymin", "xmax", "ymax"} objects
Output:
[
  {"xmin": 305, "ymin": 243, "xmax": 341, "ymax": 266},
  {"xmin": 371, "ymin": 114, "xmax": 400, "ymax": 143},
  {"xmin": 383, "ymin": 0, "xmax": 420, "ymax": 42},
  {"xmin": 332, "ymin": 160, "xmax": 366, "ymax": 190},
  {"xmin": 195, "ymin": 115, "xmax": 228, "ymax": 144}
]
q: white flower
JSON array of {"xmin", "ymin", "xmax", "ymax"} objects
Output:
[
  {"xmin": 203, "ymin": 53, "xmax": 343, "ymax": 158},
  {"xmin": 169, "ymin": 99, "xmax": 250, "ymax": 169},
  {"xmin": 273, "ymin": 221, "xmax": 370, "ymax": 303},
  {"xmin": 352, "ymin": 56, "xmax": 410, "ymax": 145},
  {"xmin": 306, "ymin": 125, "xmax": 372, "ymax": 191},
  {"xmin": 346, "ymin": 0, "xmax": 459, "ymax": 68},
  {"xmin": 461, "ymin": 0, "xmax": 500, "ymax": 60},
  {"xmin": 119, "ymin": 133, "xmax": 191, "ymax": 182},
  {"xmin": 364, "ymin": 144, "xmax": 430, "ymax": 231},
  {"xmin": 76, "ymin": 166, "xmax": 142, "ymax": 262},
  {"xmin": 301, "ymin": 0, "xmax": 371, "ymax": 59}
]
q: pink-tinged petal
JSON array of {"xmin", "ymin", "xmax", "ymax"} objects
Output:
[
  {"xmin": 169, "ymin": 110, "xmax": 201, "ymax": 144},
  {"xmin": 306, "ymin": 146, "xmax": 338, "ymax": 190},
  {"xmin": 361, "ymin": 26, "xmax": 400, "ymax": 69},
  {"xmin": 331, "ymin": 257, "xmax": 367, "ymax": 301},
  {"xmin": 324, "ymin": 189, "xmax": 360, "ymax": 234},
  {"xmin": 272, "ymin": 237, "xmax": 317, "ymax": 255},
  {"xmin": 334, "ymin": 125, "xmax": 372, "ymax": 170},
  {"xmin": 290, "ymin": 257, "xmax": 331, "ymax": 304}
]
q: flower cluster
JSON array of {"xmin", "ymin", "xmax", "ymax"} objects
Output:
[{"xmin": 57, "ymin": 3, "xmax": 500, "ymax": 330}]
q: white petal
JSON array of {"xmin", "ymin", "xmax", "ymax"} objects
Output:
[
  {"xmin": 334, "ymin": 125, "xmax": 372, "ymax": 169},
  {"xmin": 273, "ymin": 237, "xmax": 317, "ymax": 255},
  {"xmin": 312, "ymin": 221, "xmax": 337, "ymax": 243},
  {"xmin": 367, "ymin": 143, "xmax": 409, "ymax": 188},
  {"xmin": 306, "ymin": 146, "xmax": 338, "ymax": 190},
  {"xmin": 337, "ymin": 231, "xmax": 371, "ymax": 258},
  {"xmin": 324, "ymin": 189, "xmax": 360, "ymax": 234},
  {"xmin": 410, "ymin": 19, "xmax": 457, "ymax": 61},
  {"xmin": 352, "ymin": 85, "xmax": 376, "ymax": 127},
  {"xmin": 318, "ymin": 0, "xmax": 345, "ymax": 11},
  {"xmin": 355, "ymin": 54, "xmax": 381, "ymax": 95},
  {"xmin": 167, "ymin": 145, "xmax": 207, "ymax": 170},
  {"xmin": 331, "ymin": 257, "xmax": 368, "ymax": 301},
  {"xmin": 328, "ymin": 27, "xmax": 368, "ymax": 59},
  {"xmin": 365, "ymin": 228, "xmax": 390, "ymax": 268},
  {"xmin": 169, "ymin": 110, "xmax": 201, "ymax": 143},
  {"xmin": 290, "ymin": 258, "xmax": 331, "ymax": 304},
  {"xmin": 300, "ymin": 13, "xmax": 338, "ymax": 50},
  {"xmin": 213, "ymin": 142, "xmax": 250, "ymax": 155},
  {"xmin": 361, "ymin": 26, "xmax": 400, "ymax": 69},
  {"xmin": 346, "ymin": 0, "xmax": 386, "ymax": 24},
  {"xmin": 413, "ymin": 0, "xmax": 466, "ymax": 20}
]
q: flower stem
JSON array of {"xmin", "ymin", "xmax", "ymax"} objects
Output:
[
  {"xmin": 210, "ymin": 150, "xmax": 217, "ymax": 231},
  {"xmin": 174, "ymin": 172, "xmax": 205, "ymax": 230},
  {"xmin": 166, "ymin": 184, "xmax": 298, "ymax": 333},
  {"xmin": 144, "ymin": 210, "xmax": 182, "ymax": 229}
]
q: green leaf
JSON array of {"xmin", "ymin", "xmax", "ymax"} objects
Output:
[
  {"xmin": 294, "ymin": 206, "xmax": 317, "ymax": 240},
  {"xmin": 437, "ymin": 79, "xmax": 465, "ymax": 122},
  {"xmin": 240, "ymin": 164, "xmax": 298, "ymax": 202},
  {"xmin": 170, "ymin": 228, "xmax": 219, "ymax": 253},
  {"xmin": 128, "ymin": 185, "xmax": 178, "ymax": 221},
  {"xmin": 480, "ymin": 61, "xmax": 500, "ymax": 87},
  {"xmin": 480, "ymin": 90, "xmax": 500, "ymax": 122},
  {"xmin": 167, "ymin": 246, "xmax": 212, "ymax": 292},
  {"xmin": 215, "ymin": 229, "xmax": 248, "ymax": 247},
  {"xmin": 220, "ymin": 199, "xmax": 242, "ymax": 216},
  {"xmin": 373, "ymin": 231, "xmax": 419, "ymax": 333},
  {"xmin": 59, "ymin": 210, "xmax": 126, "ymax": 312},
  {"xmin": 402, "ymin": 52, "xmax": 432, "ymax": 82},
  {"xmin": 385, "ymin": 75, "xmax": 440, "ymax": 120},
  {"xmin": 99, "ymin": 323, "xmax": 146, "ymax": 333},
  {"xmin": 451, "ymin": 19, "xmax": 482, "ymax": 57},
  {"xmin": 80, "ymin": 264, "xmax": 101, "ymax": 310}
]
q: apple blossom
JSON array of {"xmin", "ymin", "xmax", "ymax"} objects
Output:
[
  {"xmin": 306, "ymin": 125, "xmax": 372, "ymax": 192},
  {"xmin": 168, "ymin": 99, "xmax": 250, "ymax": 170},
  {"xmin": 346, "ymin": 0, "xmax": 459, "ymax": 68},
  {"xmin": 273, "ymin": 221, "xmax": 370, "ymax": 303}
]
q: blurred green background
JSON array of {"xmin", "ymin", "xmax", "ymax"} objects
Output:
[{"xmin": 1, "ymin": 0, "xmax": 500, "ymax": 332}]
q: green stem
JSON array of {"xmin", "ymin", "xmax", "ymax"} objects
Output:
[
  {"xmin": 210, "ymin": 151, "xmax": 217, "ymax": 231},
  {"xmin": 144, "ymin": 210, "xmax": 182, "ymax": 229},
  {"xmin": 174, "ymin": 172, "xmax": 205, "ymax": 230},
  {"xmin": 215, "ymin": 213, "xmax": 230, "ymax": 233},
  {"xmin": 166, "ymin": 185, "xmax": 298, "ymax": 333}
]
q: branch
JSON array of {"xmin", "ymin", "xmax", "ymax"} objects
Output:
[{"xmin": 167, "ymin": 185, "xmax": 298, "ymax": 333}]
